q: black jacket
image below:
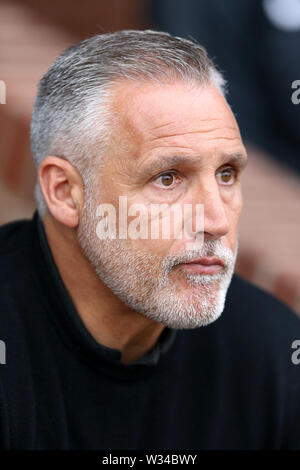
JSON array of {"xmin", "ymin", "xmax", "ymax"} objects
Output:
[{"xmin": 0, "ymin": 212, "xmax": 300, "ymax": 449}]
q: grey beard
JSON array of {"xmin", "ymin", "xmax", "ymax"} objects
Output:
[{"xmin": 77, "ymin": 198, "xmax": 237, "ymax": 329}]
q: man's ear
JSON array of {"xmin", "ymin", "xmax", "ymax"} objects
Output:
[{"xmin": 38, "ymin": 156, "xmax": 84, "ymax": 228}]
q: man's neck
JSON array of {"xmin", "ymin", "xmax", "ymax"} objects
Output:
[{"xmin": 43, "ymin": 215, "xmax": 165, "ymax": 364}]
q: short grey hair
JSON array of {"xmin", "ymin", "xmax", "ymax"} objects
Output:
[{"xmin": 30, "ymin": 29, "xmax": 226, "ymax": 216}]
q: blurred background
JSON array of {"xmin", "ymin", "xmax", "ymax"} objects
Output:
[{"xmin": 0, "ymin": 0, "xmax": 299, "ymax": 313}]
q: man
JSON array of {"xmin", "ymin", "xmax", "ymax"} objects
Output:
[{"xmin": 0, "ymin": 30, "xmax": 299, "ymax": 450}]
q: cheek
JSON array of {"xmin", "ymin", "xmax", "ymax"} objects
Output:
[
  {"xmin": 224, "ymin": 188, "xmax": 242, "ymax": 243},
  {"xmin": 134, "ymin": 238, "xmax": 174, "ymax": 258},
  {"xmin": 115, "ymin": 199, "xmax": 175, "ymax": 257},
  {"xmin": 234, "ymin": 187, "xmax": 243, "ymax": 220},
  {"xmin": 231, "ymin": 195, "xmax": 243, "ymax": 223},
  {"xmin": 224, "ymin": 185, "xmax": 243, "ymax": 220}
]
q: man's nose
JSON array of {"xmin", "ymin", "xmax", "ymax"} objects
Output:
[{"xmin": 197, "ymin": 181, "xmax": 230, "ymax": 239}]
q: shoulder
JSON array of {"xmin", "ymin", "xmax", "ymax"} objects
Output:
[
  {"xmin": 0, "ymin": 215, "xmax": 44, "ymax": 448},
  {"xmin": 0, "ymin": 217, "xmax": 33, "ymax": 256},
  {"xmin": 216, "ymin": 275, "xmax": 300, "ymax": 380},
  {"xmin": 225, "ymin": 274, "xmax": 300, "ymax": 337},
  {"xmin": 0, "ymin": 215, "xmax": 38, "ymax": 354},
  {"xmin": 0, "ymin": 215, "xmax": 37, "ymax": 294},
  {"xmin": 179, "ymin": 274, "xmax": 300, "ymax": 370}
]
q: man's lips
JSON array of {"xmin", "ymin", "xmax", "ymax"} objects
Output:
[{"xmin": 178, "ymin": 257, "xmax": 225, "ymax": 274}]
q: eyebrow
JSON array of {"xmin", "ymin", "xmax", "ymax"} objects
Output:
[{"xmin": 140, "ymin": 152, "xmax": 248, "ymax": 176}]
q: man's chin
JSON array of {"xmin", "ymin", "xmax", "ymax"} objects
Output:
[
  {"xmin": 136, "ymin": 281, "xmax": 229, "ymax": 329},
  {"xmin": 150, "ymin": 303, "xmax": 225, "ymax": 330}
]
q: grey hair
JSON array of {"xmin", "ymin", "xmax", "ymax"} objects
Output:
[{"xmin": 30, "ymin": 29, "xmax": 226, "ymax": 216}]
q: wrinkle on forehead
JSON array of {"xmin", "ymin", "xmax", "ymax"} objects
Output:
[
  {"xmin": 149, "ymin": 126, "xmax": 240, "ymax": 143},
  {"xmin": 205, "ymin": 135, "xmax": 241, "ymax": 142},
  {"xmin": 150, "ymin": 118, "xmax": 225, "ymax": 132}
]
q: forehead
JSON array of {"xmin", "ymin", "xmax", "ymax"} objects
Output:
[
  {"xmin": 108, "ymin": 80, "xmax": 244, "ymax": 163},
  {"xmin": 112, "ymin": 80, "xmax": 237, "ymax": 128}
]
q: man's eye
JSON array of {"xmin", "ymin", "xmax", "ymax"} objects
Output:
[
  {"xmin": 153, "ymin": 172, "xmax": 178, "ymax": 188},
  {"xmin": 217, "ymin": 167, "xmax": 237, "ymax": 185}
]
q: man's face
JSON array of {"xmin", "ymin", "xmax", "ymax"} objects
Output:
[{"xmin": 77, "ymin": 81, "xmax": 247, "ymax": 329}]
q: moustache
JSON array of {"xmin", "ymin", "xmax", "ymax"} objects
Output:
[{"xmin": 163, "ymin": 241, "xmax": 235, "ymax": 271}]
